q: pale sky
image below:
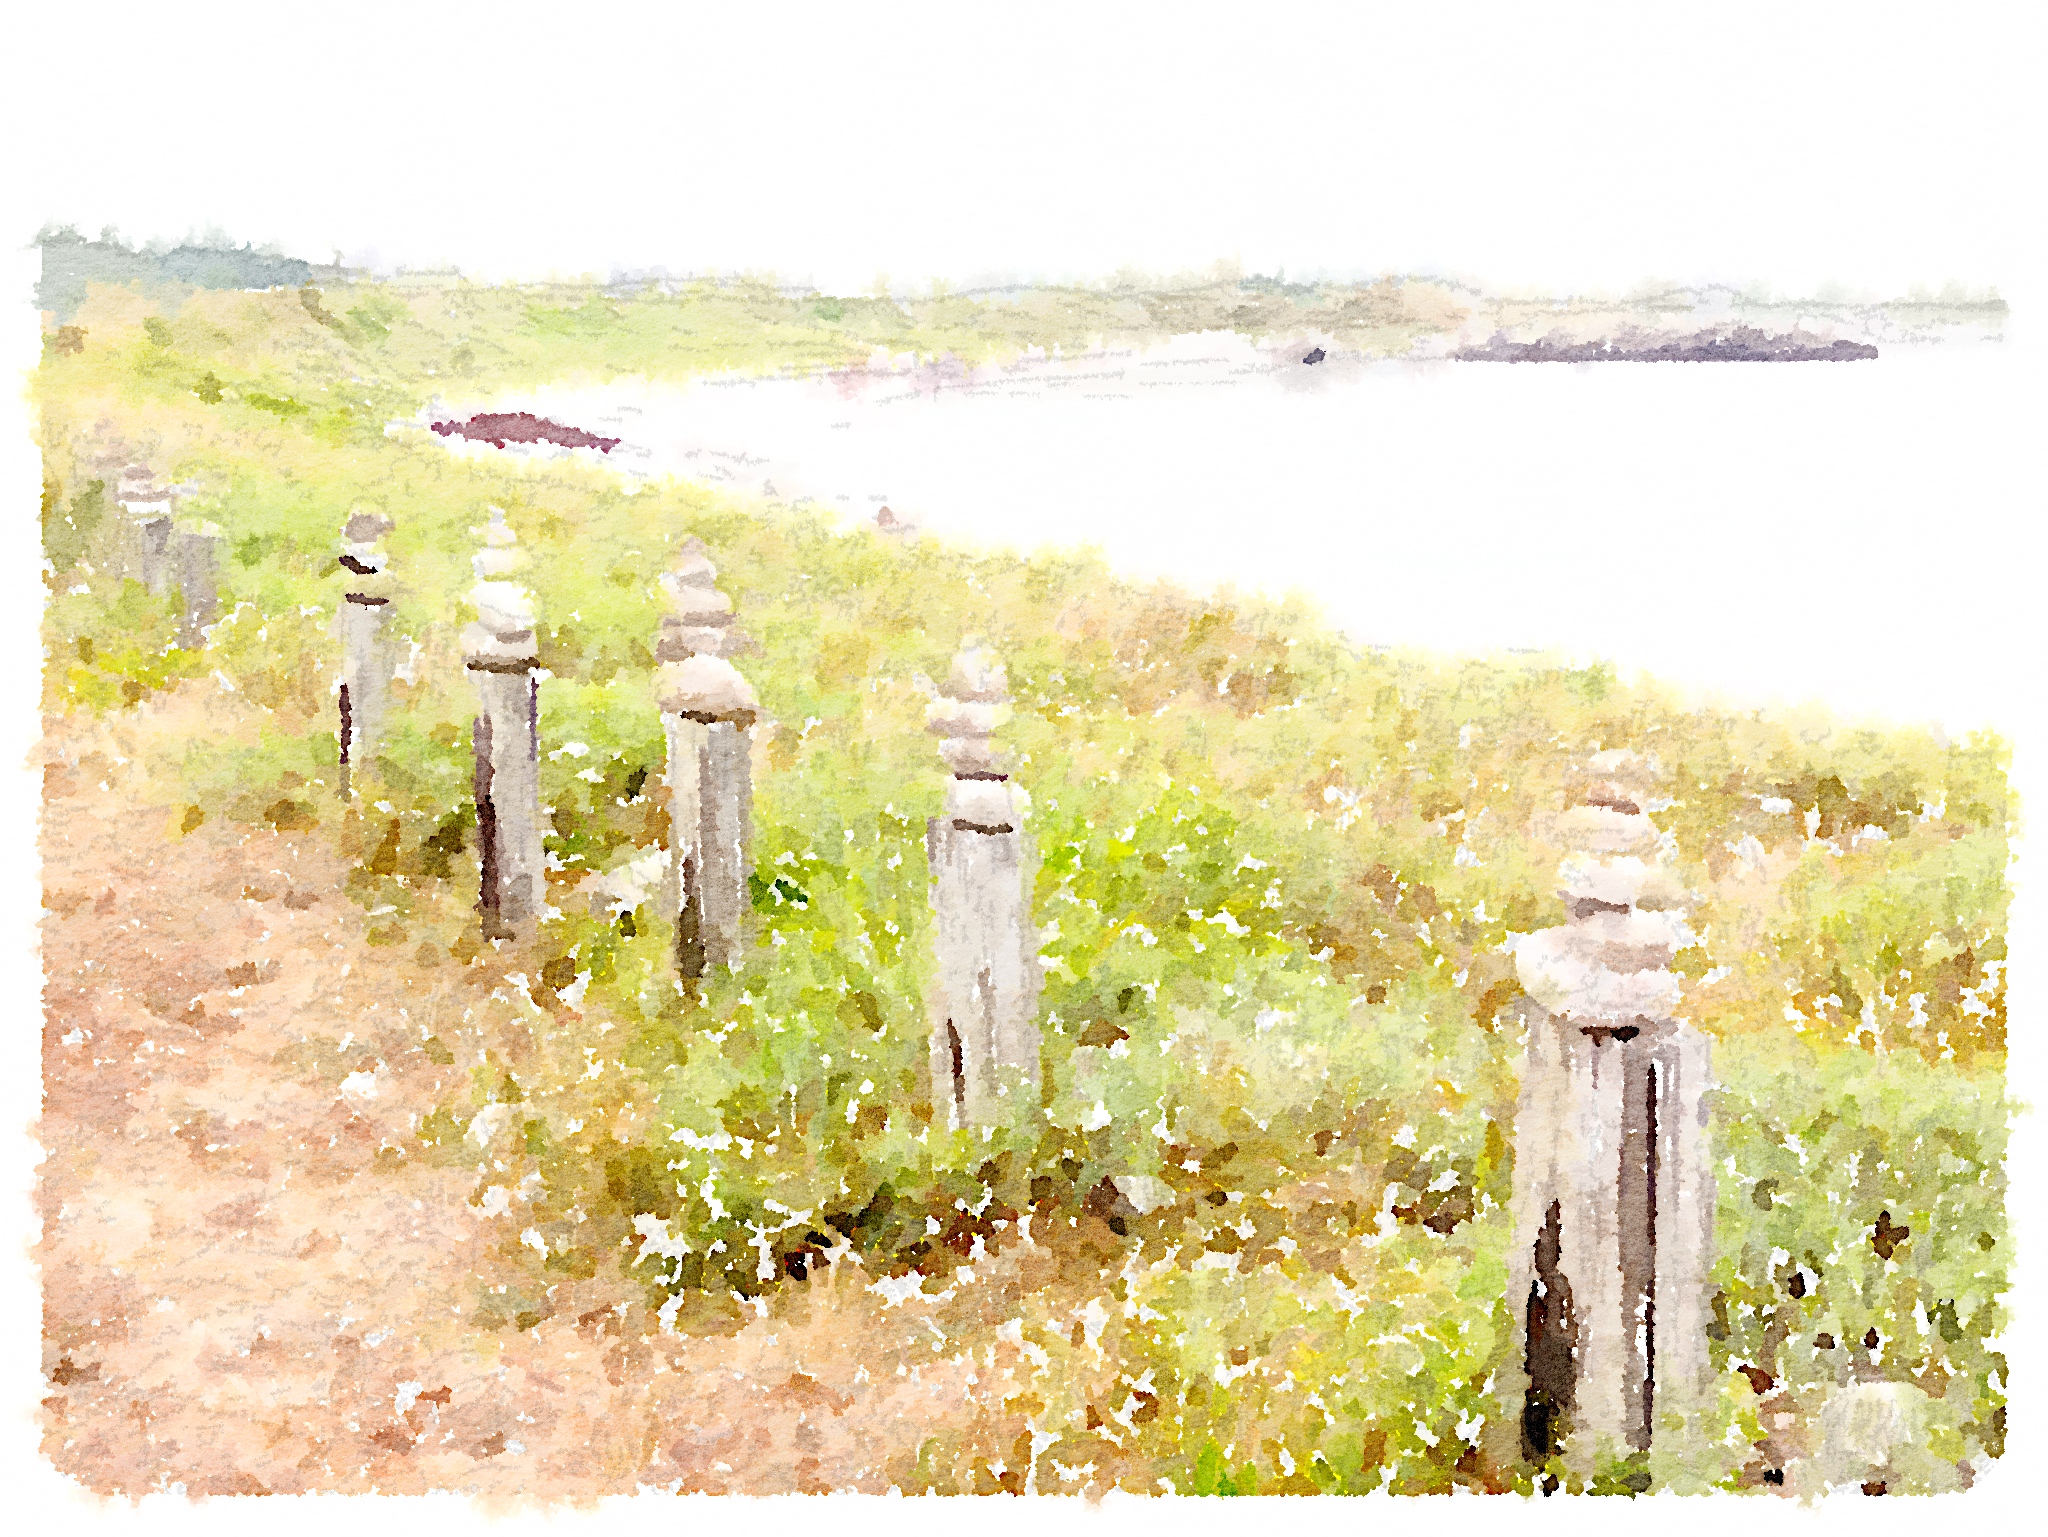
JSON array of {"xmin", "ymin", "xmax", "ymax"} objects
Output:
[{"xmin": 3, "ymin": 4, "xmax": 2036, "ymax": 296}]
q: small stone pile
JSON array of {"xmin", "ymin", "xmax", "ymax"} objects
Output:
[
  {"xmin": 114, "ymin": 462, "xmax": 175, "ymax": 591},
  {"xmin": 654, "ymin": 537, "xmax": 758, "ymax": 977},
  {"xmin": 1515, "ymin": 751, "xmax": 1694, "ymax": 1033},
  {"xmin": 110, "ymin": 462, "xmax": 219, "ymax": 645}
]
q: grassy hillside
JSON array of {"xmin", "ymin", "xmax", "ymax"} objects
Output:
[{"xmin": 34, "ymin": 271, "xmax": 2011, "ymax": 1494}]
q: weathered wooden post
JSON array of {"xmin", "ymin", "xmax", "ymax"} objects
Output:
[
  {"xmin": 655, "ymin": 537, "xmax": 758, "ymax": 978},
  {"xmin": 168, "ymin": 518, "xmax": 222, "ymax": 648},
  {"xmin": 114, "ymin": 463, "xmax": 173, "ymax": 593},
  {"xmin": 334, "ymin": 509, "xmax": 396, "ymax": 796},
  {"xmin": 1504, "ymin": 749, "xmax": 1714, "ymax": 1468},
  {"xmin": 110, "ymin": 463, "xmax": 217, "ymax": 645},
  {"xmin": 463, "ymin": 509, "xmax": 545, "ymax": 937},
  {"xmin": 926, "ymin": 643, "xmax": 1041, "ymax": 1131}
]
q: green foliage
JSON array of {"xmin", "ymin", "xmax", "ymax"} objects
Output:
[
  {"xmin": 1706, "ymin": 1035, "xmax": 2009, "ymax": 1486},
  {"xmin": 32, "ymin": 270, "xmax": 2014, "ymax": 1495}
]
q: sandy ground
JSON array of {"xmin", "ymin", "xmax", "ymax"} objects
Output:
[{"xmin": 36, "ymin": 698, "xmax": 1048, "ymax": 1498}]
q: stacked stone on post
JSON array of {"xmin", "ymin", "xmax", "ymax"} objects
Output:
[
  {"xmin": 655, "ymin": 537, "xmax": 758, "ymax": 978},
  {"xmin": 463, "ymin": 509, "xmax": 545, "ymax": 938},
  {"xmin": 110, "ymin": 462, "xmax": 219, "ymax": 646},
  {"xmin": 335, "ymin": 509, "xmax": 396, "ymax": 796},
  {"xmin": 114, "ymin": 463, "xmax": 174, "ymax": 593},
  {"xmin": 1505, "ymin": 749, "xmax": 1715, "ymax": 1466},
  {"xmin": 926, "ymin": 643, "xmax": 1042, "ymax": 1131}
]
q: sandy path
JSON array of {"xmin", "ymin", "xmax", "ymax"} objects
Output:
[{"xmin": 36, "ymin": 697, "xmax": 1034, "ymax": 1498}]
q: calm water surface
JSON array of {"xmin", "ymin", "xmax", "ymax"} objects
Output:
[{"xmin": 423, "ymin": 334, "xmax": 2025, "ymax": 734}]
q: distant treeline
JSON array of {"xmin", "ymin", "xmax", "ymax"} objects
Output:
[
  {"xmin": 35, "ymin": 228, "xmax": 355, "ymax": 323},
  {"xmin": 36, "ymin": 226, "xmax": 2006, "ymax": 362}
]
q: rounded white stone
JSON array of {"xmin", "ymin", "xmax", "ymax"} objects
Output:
[
  {"xmin": 948, "ymin": 646, "xmax": 1009, "ymax": 702},
  {"xmin": 940, "ymin": 736, "xmax": 1009, "ymax": 774},
  {"xmin": 672, "ymin": 537, "xmax": 717, "ymax": 582},
  {"xmin": 1816, "ymin": 1383, "xmax": 1925, "ymax": 1488},
  {"xmin": 343, "ymin": 510, "xmax": 394, "ymax": 543},
  {"xmin": 1516, "ymin": 927, "xmax": 1683, "ymax": 1020},
  {"xmin": 657, "ymin": 623, "xmax": 736, "ymax": 660},
  {"xmin": 928, "ymin": 698, "xmax": 1010, "ymax": 737},
  {"xmin": 1555, "ymin": 804, "xmax": 1663, "ymax": 855},
  {"xmin": 473, "ymin": 545, "xmax": 526, "ymax": 580},
  {"xmin": 462, "ymin": 621, "xmax": 537, "ymax": 663},
  {"xmin": 1539, "ymin": 910, "xmax": 1693, "ymax": 972},
  {"xmin": 946, "ymin": 777, "xmax": 1018, "ymax": 827},
  {"xmin": 1586, "ymin": 748, "xmax": 1658, "ymax": 784},
  {"xmin": 675, "ymin": 591, "xmax": 733, "ymax": 623},
  {"xmin": 470, "ymin": 580, "xmax": 535, "ymax": 633},
  {"xmin": 1558, "ymin": 853, "xmax": 1692, "ymax": 911},
  {"xmin": 658, "ymin": 655, "xmax": 759, "ymax": 720}
]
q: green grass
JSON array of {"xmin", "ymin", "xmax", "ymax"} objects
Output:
[{"xmin": 35, "ymin": 271, "xmax": 2013, "ymax": 1493}]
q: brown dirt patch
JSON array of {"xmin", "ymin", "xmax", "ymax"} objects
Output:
[{"xmin": 36, "ymin": 695, "xmax": 1039, "ymax": 1498}]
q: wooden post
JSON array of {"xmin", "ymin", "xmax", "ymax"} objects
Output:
[
  {"xmin": 334, "ymin": 510, "xmax": 396, "ymax": 797},
  {"xmin": 926, "ymin": 643, "xmax": 1041, "ymax": 1131},
  {"xmin": 1505, "ymin": 750, "xmax": 1714, "ymax": 1467},
  {"xmin": 463, "ymin": 509, "xmax": 544, "ymax": 937},
  {"xmin": 169, "ymin": 520, "xmax": 222, "ymax": 649},
  {"xmin": 114, "ymin": 463, "xmax": 173, "ymax": 593},
  {"xmin": 655, "ymin": 538, "xmax": 757, "ymax": 978}
]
